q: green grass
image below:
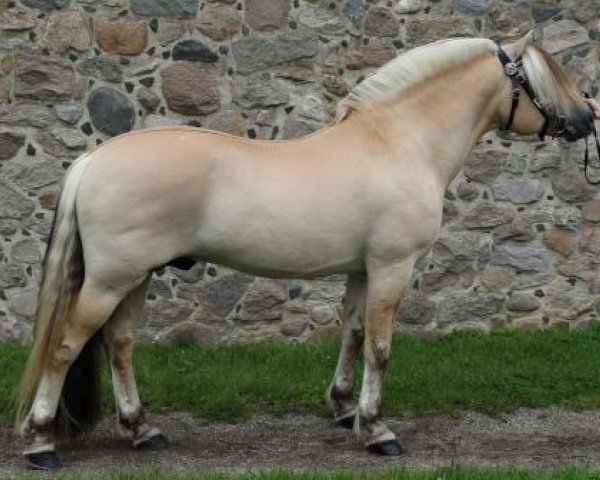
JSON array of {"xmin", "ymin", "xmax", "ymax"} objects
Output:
[
  {"xmin": 22, "ymin": 465, "xmax": 600, "ymax": 480},
  {"xmin": 3, "ymin": 325, "xmax": 600, "ymax": 422}
]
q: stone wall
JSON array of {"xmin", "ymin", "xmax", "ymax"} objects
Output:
[{"xmin": 0, "ymin": 0, "xmax": 599, "ymax": 345}]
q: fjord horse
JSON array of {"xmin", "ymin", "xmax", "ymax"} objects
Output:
[{"xmin": 15, "ymin": 33, "xmax": 595, "ymax": 469}]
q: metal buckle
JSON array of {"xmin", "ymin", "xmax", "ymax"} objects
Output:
[{"xmin": 504, "ymin": 62, "xmax": 518, "ymax": 77}]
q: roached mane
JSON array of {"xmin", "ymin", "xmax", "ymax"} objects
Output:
[
  {"xmin": 335, "ymin": 37, "xmax": 583, "ymax": 123},
  {"xmin": 336, "ymin": 38, "xmax": 498, "ymax": 122}
]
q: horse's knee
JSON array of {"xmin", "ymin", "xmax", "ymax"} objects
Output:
[
  {"xmin": 110, "ymin": 336, "xmax": 134, "ymax": 353},
  {"xmin": 106, "ymin": 336, "xmax": 134, "ymax": 369},
  {"xmin": 48, "ymin": 341, "xmax": 79, "ymax": 369}
]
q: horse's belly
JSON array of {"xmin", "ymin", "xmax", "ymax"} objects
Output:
[
  {"xmin": 201, "ymin": 253, "xmax": 363, "ymax": 279},
  {"xmin": 193, "ymin": 223, "xmax": 365, "ymax": 278}
]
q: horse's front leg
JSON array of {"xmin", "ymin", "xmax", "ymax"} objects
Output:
[
  {"xmin": 356, "ymin": 256, "xmax": 415, "ymax": 456},
  {"xmin": 326, "ymin": 273, "xmax": 366, "ymax": 428}
]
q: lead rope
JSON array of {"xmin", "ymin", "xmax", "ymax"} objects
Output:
[
  {"xmin": 583, "ymin": 123, "xmax": 600, "ymax": 185},
  {"xmin": 583, "ymin": 92, "xmax": 600, "ymax": 185}
]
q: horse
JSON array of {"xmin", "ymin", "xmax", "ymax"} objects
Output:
[{"xmin": 14, "ymin": 32, "xmax": 595, "ymax": 470}]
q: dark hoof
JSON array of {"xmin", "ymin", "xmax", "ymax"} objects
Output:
[
  {"xmin": 336, "ymin": 415, "xmax": 355, "ymax": 430},
  {"xmin": 134, "ymin": 433, "xmax": 169, "ymax": 451},
  {"xmin": 25, "ymin": 451, "xmax": 61, "ymax": 470},
  {"xmin": 367, "ymin": 439, "xmax": 403, "ymax": 456}
]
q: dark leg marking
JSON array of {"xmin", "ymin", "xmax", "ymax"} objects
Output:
[
  {"xmin": 118, "ymin": 407, "xmax": 145, "ymax": 434},
  {"xmin": 25, "ymin": 417, "xmax": 55, "ymax": 437},
  {"xmin": 329, "ymin": 386, "xmax": 356, "ymax": 429},
  {"xmin": 24, "ymin": 417, "xmax": 61, "ymax": 470},
  {"xmin": 120, "ymin": 407, "xmax": 169, "ymax": 451}
]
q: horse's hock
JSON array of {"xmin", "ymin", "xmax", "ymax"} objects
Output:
[{"xmin": 0, "ymin": 0, "xmax": 598, "ymax": 344}]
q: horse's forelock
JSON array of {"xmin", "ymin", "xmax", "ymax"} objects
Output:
[{"xmin": 522, "ymin": 44, "xmax": 583, "ymax": 118}]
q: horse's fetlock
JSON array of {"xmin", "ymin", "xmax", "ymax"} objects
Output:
[
  {"xmin": 365, "ymin": 419, "xmax": 395, "ymax": 445},
  {"xmin": 329, "ymin": 383, "xmax": 352, "ymax": 403},
  {"xmin": 369, "ymin": 340, "xmax": 390, "ymax": 370},
  {"xmin": 27, "ymin": 415, "xmax": 55, "ymax": 438},
  {"xmin": 358, "ymin": 399, "xmax": 380, "ymax": 424},
  {"xmin": 118, "ymin": 407, "xmax": 144, "ymax": 433}
]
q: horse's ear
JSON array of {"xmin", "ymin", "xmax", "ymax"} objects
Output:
[{"xmin": 508, "ymin": 30, "xmax": 535, "ymax": 57}]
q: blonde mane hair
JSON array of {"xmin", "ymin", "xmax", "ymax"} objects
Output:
[
  {"xmin": 336, "ymin": 38, "xmax": 498, "ymax": 122},
  {"xmin": 336, "ymin": 37, "xmax": 581, "ymax": 123}
]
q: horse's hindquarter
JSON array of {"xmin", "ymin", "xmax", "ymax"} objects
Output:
[{"xmin": 75, "ymin": 125, "xmax": 442, "ymax": 280}]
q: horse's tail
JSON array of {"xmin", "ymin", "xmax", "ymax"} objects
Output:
[{"xmin": 15, "ymin": 154, "xmax": 99, "ymax": 437}]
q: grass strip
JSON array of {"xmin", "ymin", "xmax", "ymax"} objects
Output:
[
  {"xmin": 22, "ymin": 465, "xmax": 600, "ymax": 480},
  {"xmin": 3, "ymin": 325, "xmax": 600, "ymax": 421}
]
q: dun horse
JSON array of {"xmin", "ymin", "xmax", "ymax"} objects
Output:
[{"xmin": 15, "ymin": 33, "xmax": 596, "ymax": 470}]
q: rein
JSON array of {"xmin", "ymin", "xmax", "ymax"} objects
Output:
[{"xmin": 496, "ymin": 43, "xmax": 600, "ymax": 185}]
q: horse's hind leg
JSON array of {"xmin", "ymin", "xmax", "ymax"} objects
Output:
[
  {"xmin": 326, "ymin": 273, "xmax": 366, "ymax": 429},
  {"xmin": 102, "ymin": 277, "xmax": 168, "ymax": 450},
  {"xmin": 23, "ymin": 278, "xmax": 130, "ymax": 469},
  {"xmin": 356, "ymin": 257, "xmax": 414, "ymax": 456}
]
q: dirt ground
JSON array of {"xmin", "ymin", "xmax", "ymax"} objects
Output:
[{"xmin": 4, "ymin": 408, "xmax": 600, "ymax": 477}]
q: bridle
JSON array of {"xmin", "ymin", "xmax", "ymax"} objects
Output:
[
  {"xmin": 497, "ymin": 43, "xmax": 568, "ymax": 141},
  {"xmin": 496, "ymin": 43, "xmax": 600, "ymax": 184}
]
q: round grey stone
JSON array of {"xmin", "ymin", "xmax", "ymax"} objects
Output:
[{"xmin": 87, "ymin": 88, "xmax": 135, "ymax": 136}]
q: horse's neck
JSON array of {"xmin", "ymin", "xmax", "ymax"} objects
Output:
[{"xmin": 357, "ymin": 54, "xmax": 506, "ymax": 191}]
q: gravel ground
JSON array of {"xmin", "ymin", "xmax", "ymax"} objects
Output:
[{"xmin": 3, "ymin": 408, "xmax": 600, "ymax": 477}]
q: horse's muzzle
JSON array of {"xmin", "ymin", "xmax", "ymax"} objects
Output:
[{"xmin": 562, "ymin": 105, "xmax": 595, "ymax": 142}]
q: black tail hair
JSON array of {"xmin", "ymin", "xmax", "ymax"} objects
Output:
[{"xmin": 56, "ymin": 331, "xmax": 103, "ymax": 437}]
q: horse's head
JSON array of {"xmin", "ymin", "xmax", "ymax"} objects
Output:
[{"xmin": 497, "ymin": 32, "xmax": 593, "ymax": 142}]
